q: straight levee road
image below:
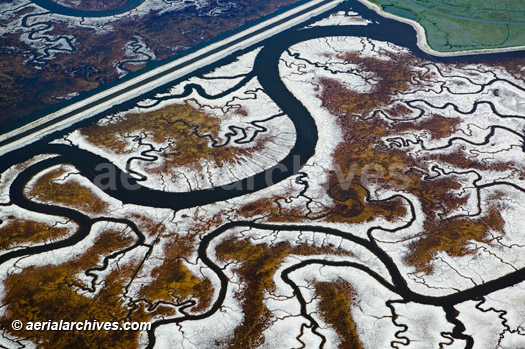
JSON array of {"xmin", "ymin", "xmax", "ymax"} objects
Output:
[{"xmin": 0, "ymin": 0, "xmax": 345, "ymax": 156}]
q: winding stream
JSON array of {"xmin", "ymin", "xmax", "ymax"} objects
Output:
[{"xmin": 30, "ymin": 0, "xmax": 145, "ymax": 17}]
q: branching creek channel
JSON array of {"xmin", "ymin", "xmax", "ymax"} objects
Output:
[{"xmin": 1, "ymin": 0, "xmax": 525, "ymax": 347}]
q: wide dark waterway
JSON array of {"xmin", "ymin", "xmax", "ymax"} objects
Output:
[{"xmin": 30, "ymin": 0, "xmax": 144, "ymax": 17}]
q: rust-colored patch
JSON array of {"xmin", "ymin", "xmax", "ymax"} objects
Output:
[
  {"xmin": 80, "ymin": 102, "xmax": 265, "ymax": 173},
  {"xmin": 1, "ymin": 0, "xmax": 299, "ymax": 125},
  {"xmin": 132, "ymin": 211, "xmax": 216, "ymax": 316},
  {"xmin": 238, "ymin": 180, "xmax": 406, "ymax": 225},
  {"xmin": 0, "ymin": 228, "xmax": 146, "ymax": 347},
  {"xmin": 406, "ymin": 204, "xmax": 505, "ymax": 274},
  {"xmin": 314, "ymin": 280, "xmax": 362, "ymax": 349},
  {"xmin": 238, "ymin": 194, "xmax": 304, "ymax": 221},
  {"xmin": 326, "ymin": 182, "xmax": 407, "ymax": 224},
  {"xmin": 28, "ymin": 167, "xmax": 108, "ymax": 215},
  {"xmin": 394, "ymin": 114, "xmax": 462, "ymax": 140},
  {"xmin": 214, "ymin": 235, "xmax": 354, "ymax": 347},
  {"xmin": 319, "ymin": 52, "xmax": 426, "ymax": 118},
  {"xmin": 139, "ymin": 239, "xmax": 213, "ymax": 316},
  {"xmin": 314, "ymin": 49, "xmax": 512, "ymax": 273},
  {"xmin": 0, "ymin": 218, "xmax": 70, "ymax": 251}
]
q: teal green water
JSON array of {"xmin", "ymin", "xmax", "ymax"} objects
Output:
[
  {"xmin": 383, "ymin": 5, "xmax": 418, "ymax": 21},
  {"xmin": 366, "ymin": 0, "xmax": 525, "ymax": 52}
]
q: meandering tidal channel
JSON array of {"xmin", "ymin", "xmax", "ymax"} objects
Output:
[{"xmin": 30, "ymin": 0, "xmax": 145, "ymax": 17}]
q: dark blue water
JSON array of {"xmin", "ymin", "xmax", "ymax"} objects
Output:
[
  {"xmin": 0, "ymin": 0, "xmax": 318, "ymax": 136},
  {"xmin": 30, "ymin": 0, "xmax": 144, "ymax": 17}
]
